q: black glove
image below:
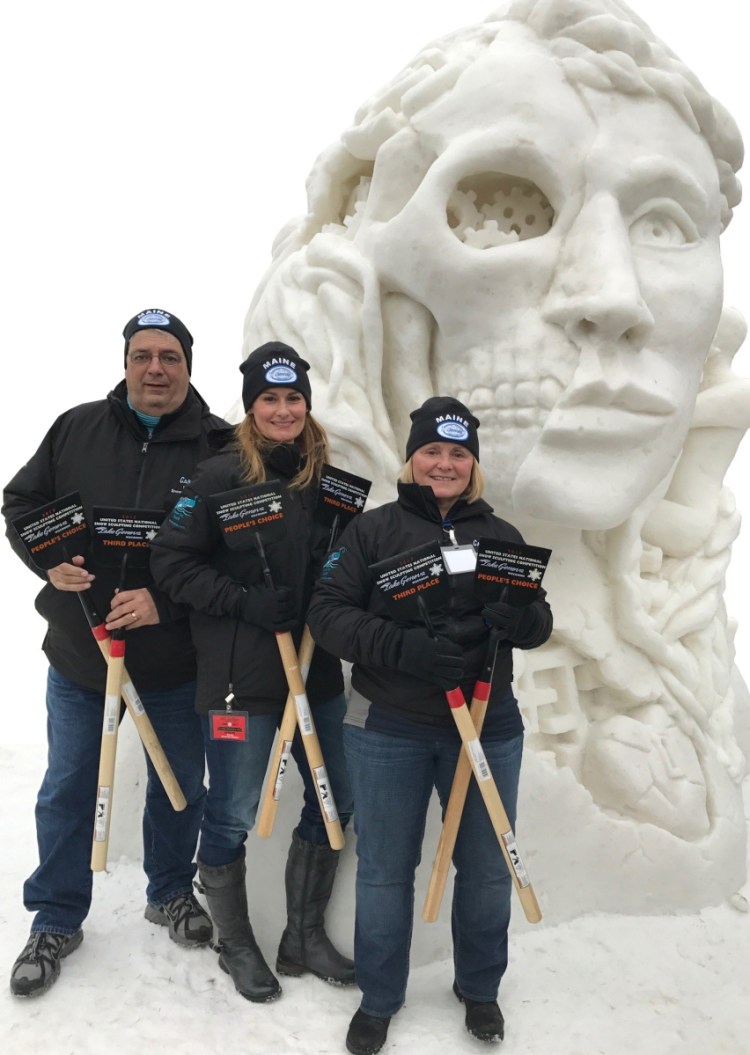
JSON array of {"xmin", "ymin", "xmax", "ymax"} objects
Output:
[
  {"xmin": 242, "ymin": 585, "xmax": 296, "ymax": 632},
  {"xmin": 482, "ymin": 600, "xmax": 538, "ymax": 644},
  {"xmin": 397, "ymin": 628, "xmax": 465, "ymax": 690}
]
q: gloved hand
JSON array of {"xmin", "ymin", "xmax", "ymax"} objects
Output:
[
  {"xmin": 397, "ymin": 628, "xmax": 465, "ymax": 690},
  {"xmin": 482, "ymin": 600, "xmax": 537, "ymax": 644},
  {"xmin": 242, "ymin": 585, "xmax": 296, "ymax": 632}
]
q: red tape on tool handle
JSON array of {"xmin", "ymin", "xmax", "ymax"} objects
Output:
[{"xmin": 446, "ymin": 687, "xmax": 465, "ymax": 710}]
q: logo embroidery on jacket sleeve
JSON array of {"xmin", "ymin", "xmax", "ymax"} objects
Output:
[
  {"xmin": 320, "ymin": 546, "xmax": 347, "ymax": 582},
  {"xmin": 169, "ymin": 495, "xmax": 198, "ymax": 529}
]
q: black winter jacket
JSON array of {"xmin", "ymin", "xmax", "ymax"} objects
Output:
[
  {"xmin": 149, "ymin": 444, "xmax": 344, "ymax": 715},
  {"xmin": 2, "ymin": 381, "xmax": 232, "ymax": 692},
  {"xmin": 306, "ymin": 482, "xmax": 552, "ymax": 726}
]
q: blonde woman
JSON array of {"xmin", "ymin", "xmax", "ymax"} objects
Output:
[
  {"xmin": 307, "ymin": 397, "xmax": 552, "ymax": 1054},
  {"xmin": 151, "ymin": 343, "xmax": 353, "ymax": 1002}
]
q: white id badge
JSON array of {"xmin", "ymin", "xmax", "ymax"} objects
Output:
[{"xmin": 441, "ymin": 544, "xmax": 477, "ymax": 575}]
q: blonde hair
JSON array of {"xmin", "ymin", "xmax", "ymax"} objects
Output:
[
  {"xmin": 235, "ymin": 411, "xmax": 329, "ymax": 490},
  {"xmin": 399, "ymin": 455, "xmax": 485, "ymax": 504}
]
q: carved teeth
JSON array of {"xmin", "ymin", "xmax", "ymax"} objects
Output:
[
  {"xmin": 495, "ymin": 383, "xmax": 514, "ymax": 408},
  {"xmin": 456, "ymin": 377, "xmax": 564, "ymax": 420},
  {"xmin": 515, "ymin": 382, "xmax": 538, "ymax": 407}
]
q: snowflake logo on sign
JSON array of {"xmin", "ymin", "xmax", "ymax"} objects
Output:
[
  {"xmin": 269, "ymin": 500, "xmax": 282, "ymax": 513},
  {"xmin": 72, "ymin": 512, "xmax": 84, "ymax": 524},
  {"xmin": 528, "ymin": 568, "xmax": 542, "ymax": 582},
  {"xmin": 146, "ymin": 529, "xmax": 157, "ymax": 541},
  {"xmin": 354, "ymin": 495, "xmax": 364, "ymax": 508},
  {"xmin": 429, "ymin": 562, "xmax": 443, "ymax": 578}
]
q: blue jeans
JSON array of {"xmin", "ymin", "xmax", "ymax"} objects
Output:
[
  {"xmin": 199, "ymin": 692, "xmax": 354, "ymax": 866},
  {"xmin": 24, "ymin": 667, "xmax": 207, "ymax": 936},
  {"xmin": 344, "ymin": 724, "xmax": 524, "ymax": 1017}
]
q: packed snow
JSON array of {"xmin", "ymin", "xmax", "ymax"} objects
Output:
[
  {"xmin": 1, "ymin": 2, "xmax": 749, "ymax": 1053},
  {"xmin": 1, "ymin": 724, "xmax": 748, "ymax": 1055}
]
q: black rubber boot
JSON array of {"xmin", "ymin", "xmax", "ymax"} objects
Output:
[
  {"xmin": 197, "ymin": 856, "xmax": 281, "ymax": 1003},
  {"xmin": 276, "ymin": 829, "xmax": 355, "ymax": 985},
  {"xmin": 346, "ymin": 1009, "xmax": 391, "ymax": 1055},
  {"xmin": 453, "ymin": 981, "xmax": 505, "ymax": 1043}
]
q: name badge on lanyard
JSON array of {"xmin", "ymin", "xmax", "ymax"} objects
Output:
[{"xmin": 441, "ymin": 544, "xmax": 477, "ymax": 575}]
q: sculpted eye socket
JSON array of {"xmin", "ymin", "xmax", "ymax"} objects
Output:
[
  {"xmin": 629, "ymin": 202, "xmax": 698, "ymax": 248},
  {"xmin": 447, "ymin": 172, "xmax": 555, "ymax": 249}
]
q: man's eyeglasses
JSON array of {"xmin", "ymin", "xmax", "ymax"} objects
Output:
[{"xmin": 128, "ymin": 352, "xmax": 184, "ymax": 367}]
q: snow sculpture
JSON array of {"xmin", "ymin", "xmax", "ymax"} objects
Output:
[{"xmin": 243, "ymin": 0, "xmax": 748, "ymax": 916}]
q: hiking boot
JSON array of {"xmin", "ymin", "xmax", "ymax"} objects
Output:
[
  {"xmin": 10, "ymin": 930, "xmax": 83, "ymax": 998},
  {"xmin": 145, "ymin": 890, "xmax": 212, "ymax": 947},
  {"xmin": 346, "ymin": 1009, "xmax": 391, "ymax": 1055},
  {"xmin": 453, "ymin": 982, "xmax": 505, "ymax": 1043}
]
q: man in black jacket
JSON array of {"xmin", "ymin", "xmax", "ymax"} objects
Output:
[{"xmin": 3, "ymin": 308, "xmax": 233, "ymax": 998}]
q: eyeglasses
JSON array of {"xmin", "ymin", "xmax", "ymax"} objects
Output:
[{"xmin": 128, "ymin": 351, "xmax": 184, "ymax": 367}]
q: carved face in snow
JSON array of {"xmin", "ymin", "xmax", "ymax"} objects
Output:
[{"xmin": 353, "ymin": 27, "xmax": 724, "ymax": 529}]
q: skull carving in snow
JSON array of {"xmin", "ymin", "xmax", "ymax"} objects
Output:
[
  {"xmin": 243, "ymin": 0, "xmax": 749, "ymax": 917},
  {"xmin": 350, "ymin": 24, "xmax": 726, "ymax": 528}
]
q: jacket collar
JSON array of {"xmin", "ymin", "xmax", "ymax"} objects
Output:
[
  {"xmin": 396, "ymin": 481, "xmax": 493, "ymax": 522},
  {"xmin": 108, "ymin": 379, "xmax": 217, "ymax": 442}
]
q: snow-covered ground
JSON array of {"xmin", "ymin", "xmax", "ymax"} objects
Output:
[
  {"xmin": 2, "ymin": 3, "xmax": 749, "ymax": 1053},
  {"xmin": 1, "ymin": 738, "xmax": 748, "ymax": 1055}
]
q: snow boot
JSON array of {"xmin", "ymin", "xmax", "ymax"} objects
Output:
[
  {"xmin": 276, "ymin": 829, "xmax": 355, "ymax": 985},
  {"xmin": 197, "ymin": 856, "xmax": 281, "ymax": 1003},
  {"xmin": 453, "ymin": 981, "xmax": 505, "ymax": 1043},
  {"xmin": 346, "ymin": 1009, "xmax": 391, "ymax": 1055}
]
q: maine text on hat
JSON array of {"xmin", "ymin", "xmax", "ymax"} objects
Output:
[
  {"xmin": 137, "ymin": 310, "xmax": 172, "ymax": 327},
  {"xmin": 263, "ymin": 357, "xmax": 299, "ymax": 384},
  {"xmin": 435, "ymin": 413, "xmax": 470, "ymax": 441}
]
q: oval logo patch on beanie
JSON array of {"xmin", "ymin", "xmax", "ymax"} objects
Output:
[
  {"xmin": 137, "ymin": 310, "xmax": 171, "ymax": 327},
  {"xmin": 265, "ymin": 365, "xmax": 298, "ymax": 384},
  {"xmin": 436, "ymin": 420, "xmax": 469, "ymax": 442}
]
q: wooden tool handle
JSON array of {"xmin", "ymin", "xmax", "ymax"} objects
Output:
[
  {"xmin": 120, "ymin": 672, "xmax": 187, "ymax": 811},
  {"xmin": 446, "ymin": 691, "xmax": 541, "ymax": 925},
  {"xmin": 93, "ymin": 635, "xmax": 187, "ymax": 812},
  {"xmin": 274, "ymin": 630, "xmax": 344, "ymax": 850},
  {"xmin": 257, "ymin": 627, "xmax": 316, "ymax": 838},
  {"xmin": 90, "ymin": 644, "xmax": 125, "ymax": 871},
  {"xmin": 422, "ymin": 692, "xmax": 490, "ymax": 922}
]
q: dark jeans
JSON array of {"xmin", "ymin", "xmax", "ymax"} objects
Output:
[
  {"xmin": 24, "ymin": 666, "xmax": 206, "ymax": 935},
  {"xmin": 344, "ymin": 723, "xmax": 524, "ymax": 1017},
  {"xmin": 199, "ymin": 692, "xmax": 354, "ymax": 866}
]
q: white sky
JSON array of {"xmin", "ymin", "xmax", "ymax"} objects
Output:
[
  {"xmin": 0, "ymin": 0, "xmax": 748, "ymax": 737},
  {"xmin": 0, "ymin": 9, "xmax": 748, "ymax": 1052}
]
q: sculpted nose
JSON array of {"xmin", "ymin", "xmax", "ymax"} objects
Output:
[{"xmin": 542, "ymin": 195, "xmax": 654, "ymax": 349}]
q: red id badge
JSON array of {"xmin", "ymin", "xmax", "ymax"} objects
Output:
[{"xmin": 209, "ymin": 709, "xmax": 249, "ymax": 741}]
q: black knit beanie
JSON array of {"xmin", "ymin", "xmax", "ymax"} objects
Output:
[
  {"xmin": 122, "ymin": 309, "xmax": 194, "ymax": 374},
  {"xmin": 240, "ymin": 342, "xmax": 312, "ymax": 412},
  {"xmin": 405, "ymin": 397, "xmax": 480, "ymax": 460}
]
